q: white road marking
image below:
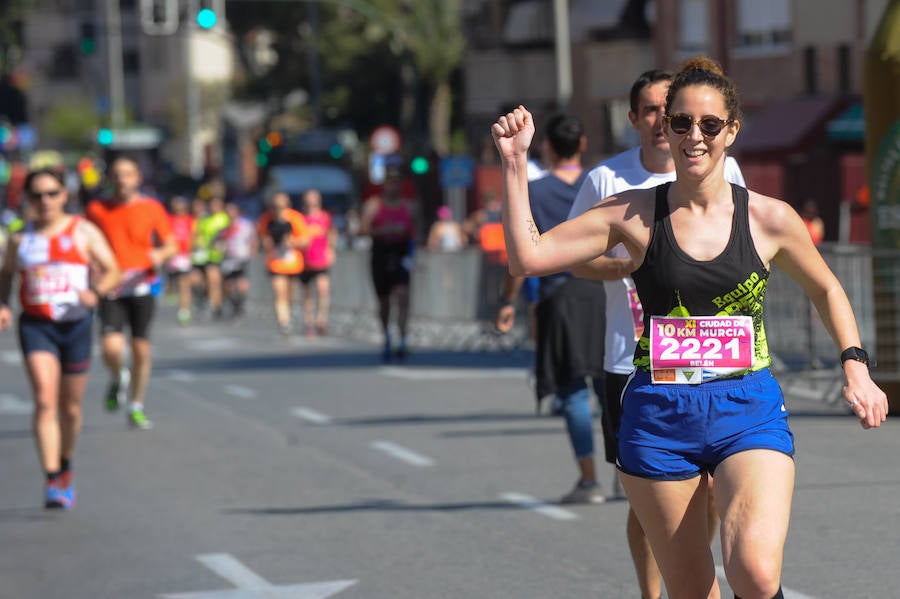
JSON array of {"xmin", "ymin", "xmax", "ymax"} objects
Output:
[
  {"xmin": 370, "ymin": 440, "xmax": 435, "ymax": 467},
  {"xmin": 158, "ymin": 553, "xmax": 357, "ymax": 599},
  {"xmin": 223, "ymin": 385, "xmax": 257, "ymax": 400},
  {"xmin": 379, "ymin": 366, "xmax": 526, "ymax": 380},
  {"xmin": 715, "ymin": 566, "xmax": 817, "ymax": 599},
  {"xmin": 0, "ymin": 393, "xmax": 32, "ymax": 414},
  {"xmin": 186, "ymin": 338, "xmax": 239, "ymax": 352},
  {"xmin": 0, "ymin": 350, "xmax": 20, "ymax": 366},
  {"xmin": 783, "ymin": 384, "xmax": 833, "ymax": 402},
  {"xmin": 500, "ymin": 492, "xmax": 579, "ymax": 521},
  {"xmin": 291, "ymin": 407, "xmax": 333, "ymax": 425},
  {"xmin": 166, "ymin": 369, "xmax": 197, "ymax": 383}
]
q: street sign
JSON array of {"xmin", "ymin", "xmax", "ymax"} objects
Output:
[
  {"xmin": 440, "ymin": 156, "xmax": 474, "ymax": 189},
  {"xmin": 369, "ymin": 125, "xmax": 401, "ymax": 156}
]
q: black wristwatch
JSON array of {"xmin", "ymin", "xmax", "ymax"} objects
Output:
[{"xmin": 840, "ymin": 346, "xmax": 870, "ymax": 368}]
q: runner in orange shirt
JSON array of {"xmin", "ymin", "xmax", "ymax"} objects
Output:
[
  {"xmin": 85, "ymin": 156, "xmax": 177, "ymax": 429},
  {"xmin": 257, "ymin": 191, "xmax": 308, "ymax": 336}
]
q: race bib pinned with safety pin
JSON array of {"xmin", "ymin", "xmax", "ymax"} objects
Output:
[{"xmin": 649, "ymin": 315, "xmax": 753, "ymax": 384}]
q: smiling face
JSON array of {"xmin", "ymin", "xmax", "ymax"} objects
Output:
[
  {"xmin": 664, "ymin": 84, "xmax": 739, "ymax": 181},
  {"xmin": 26, "ymin": 173, "xmax": 68, "ymax": 225}
]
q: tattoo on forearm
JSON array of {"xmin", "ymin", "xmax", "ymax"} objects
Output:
[{"xmin": 527, "ymin": 220, "xmax": 539, "ymax": 246}]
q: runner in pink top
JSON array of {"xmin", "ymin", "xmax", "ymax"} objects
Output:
[{"xmin": 299, "ymin": 189, "xmax": 336, "ymax": 336}]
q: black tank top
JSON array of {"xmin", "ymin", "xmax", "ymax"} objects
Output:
[{"xmin": 631, "ymin": 182, "xmax": 771, "ymax": 372}]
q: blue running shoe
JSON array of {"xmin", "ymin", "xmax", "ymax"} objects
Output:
[
  {"xmin": 45, "ymin": 481, "xmax": 72, "ymax": 510},
  {"xmin": 58, "ymin": 471, "xmax": 76, "ymax": 509}
]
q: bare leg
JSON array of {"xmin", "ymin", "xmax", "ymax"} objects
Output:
[
  {"xmin": 619, "ymin": 470, "xmax": 721, "ymax": 599},
  {"xmin": 101, "ymin": 332, "xmax": 127, "ymax": 380},
  {"xmin": 301, "ymin": 282, "xmax": 314, "ymax": 332},
  {"xmin": 25, "ymin": 352, "xmax": 62, "ymax": 474},
  {"xmin": 315, "ymin": 273, "xmax": 330, "ymax": 332},
  {"xmin": 627, "ymin": 507, "xmax": 663, "ymax": 599},
  {"xmin": 129, "ymin": 337, "xmax": 152, "ymax": 406},
  {"xmin": 206, "ymin": 265, "xmax": 223, "ymax": 315},
  {"xmin": 59, "ymin": 371, "xmax": 88, "ymax": 461},
  {"xmin": 715, "ymin": 450, "xmax": 794, "ymax": 599},
  {"xmin": 271, "ymin": 274, "xmax": 292, "ymax": 330}
]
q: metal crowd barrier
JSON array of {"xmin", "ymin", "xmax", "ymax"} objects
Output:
[{"xmin": 247, "ymin": 244, "xmax": 895, "ymax": 379}]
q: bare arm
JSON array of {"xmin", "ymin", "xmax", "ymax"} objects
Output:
[
  {"xmin": 358, "ymin": 200, "xmax": 378, "ymax": 237},
  {"xmin": 78, "ymin": 220, "xmax": 122, "ymax": 306},
  {"xmin": 492, "ymin": 106, "xmax": 620, "ymax": 277},
  {"xmin": 759, "ymin": 194, "xmax": 887, "ymax": 428},
  {"xmin": 571, "ymin": 255, "xmax": 633, "ymax": 280},
  {"xmin": 494, "ymin": 272, "xmax": 525, "ymax": 333},
  {"xmin": 0, "ymin": 235, "xmax": 19, "ymax": 330}
]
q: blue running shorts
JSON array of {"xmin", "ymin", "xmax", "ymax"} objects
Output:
[
  {"xmin": 18, "ymin": 313, "xmax": 93, "ymax": 374},
  {"xmin": 617, "ymin": 367, "xmax": 794, "ymax": 480}
]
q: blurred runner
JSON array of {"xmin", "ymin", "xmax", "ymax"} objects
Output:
[
  {"xmin": 166, "ymin": 195, "xmax": 195, "ymax": 325},
  {"xmin": 193, "ymin": 193, "xmax": 230, "ymax": 320},
  {"xmin": 257, "ymin": 191, "xmax": 307, "ymax": 336},
  {"xmin": 360, "ymin": 160, "xmax": 416, "ymax": 361},
  {"xmin": 220, "ymin": 200, "xmax": 258, "ymax": 321},
  {"xmin": 85, "ymin": 155, "xmax": 176, "ymax": 430},
  {"xmin": 299, "ymin": 189, "xmax": 336, "ymax": 336},
  {"xmin": 0, "ymin": 166, "xmax": 121, "ymax": 509}
]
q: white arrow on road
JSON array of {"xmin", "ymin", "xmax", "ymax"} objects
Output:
[{"xmin": 158, "ymin": 553, "xmax": 357, "ymax": 599}]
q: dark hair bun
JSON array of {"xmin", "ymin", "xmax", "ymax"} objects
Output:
[{"xmin": 678, "ymin": 56, "xmax": 724, "ymax": 77}]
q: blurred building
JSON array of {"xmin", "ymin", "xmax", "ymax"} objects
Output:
[
  {"xmin": 18, "ymin": 0, "xmax": 234, "ymax": 181},
  {"xmin": 463, "ymin": 0, "xmax": 889, "ymax": 243}
]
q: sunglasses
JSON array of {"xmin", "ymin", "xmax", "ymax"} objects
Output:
[
  {"xmin": 28, "ymin": 188, "xmax": 63, "ymax": 200},
  {"xmin": 666, "ymin": 113, "xmax": 733, "ymax": 137}
]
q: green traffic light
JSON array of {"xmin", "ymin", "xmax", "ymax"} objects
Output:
[
  {"xmin": 256, "ymin": 152, "xmax": 269, "ymax": 168},
  {"xmin": 196, "ymin": 8, "xmax": 217, "ymax": 29},
  {"xmin": 329, "ymin": 144, "xmax": 344, "ymax": 160},
  {"xmin": 410, "ymin": 156, "xmax": 429, "ymax": 175},
  {"xmin": 0, "ymin": 127, "xmax": 11, "ymax": 144},
  {"xmin": 80, "ymin": 39, "xmax": 96, "ymax": 54},
  {"xmin": 97, "ymin": 129, "xmax": 114, "ymax": 145}
]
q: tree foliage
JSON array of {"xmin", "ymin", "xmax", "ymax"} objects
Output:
[{"xmin": 226, "ymin": 0, "xmax": 465, "ymax": 156}]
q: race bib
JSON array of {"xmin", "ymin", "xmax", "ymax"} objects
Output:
[
  {"xmin": 624, "ymin": 278, "xmax": 644, "ymax": 341},
  {"xmin": 24, "ymin": 264, "xmax": 81, "ymax": 304},
  {"xmin": 649, "ymin": 315, "xmax": 753, "ymax": 384}
]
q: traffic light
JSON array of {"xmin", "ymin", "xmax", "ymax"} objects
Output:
[
  {"xmin": 140, "ymin": 0, "xmax": 179, "ymax": 35},
  {"xmin": 196, "ymin": 0, "xmax": 223, "ymax": 30},
  {"xmin": 80, "ymin": 21, "xmax": 97, "ymax": 54},
  {"xmin": 410, "ymin": 156, "xmax": 430, "ymax": 175}
]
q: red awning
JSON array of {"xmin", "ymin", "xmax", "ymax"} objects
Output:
[{"xmin": 733, "ymin": 97, "xmax": 850, "ymax": 154}]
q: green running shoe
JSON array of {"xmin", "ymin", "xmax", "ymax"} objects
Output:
[
  {"xmin": 104, "ymin": 367, "xmax": 130, "ymax": 412},
  {"xmin": 128, "ymin": 405, "xmax": 154, "ymax": 430}
]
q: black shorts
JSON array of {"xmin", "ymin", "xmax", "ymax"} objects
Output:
[
  {"xmin": 221, "ymin": 259, "xmax": 249, "ymax": 279},
  {"xmin": 298, "ymin": 268, "xmax": 328, "ymax": 285},
  {"xmin": 600, "ymin": 371, "xmax": 630, "ymax": 465},
  {"xmin": 18, "ymin": 313, "xmax": 93, "ymax": 374},
  {"xmin": 371, "ymin": 243, "xmax": 411, "ymax": 297},
  {"xmin": 98, "ymin": 295, "xmax": 156, "ymax": 339}
]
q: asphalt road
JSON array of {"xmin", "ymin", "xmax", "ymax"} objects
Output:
[{"xmin": 1, "ymin": 304, "xmax": 898, "ymax": 599}]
